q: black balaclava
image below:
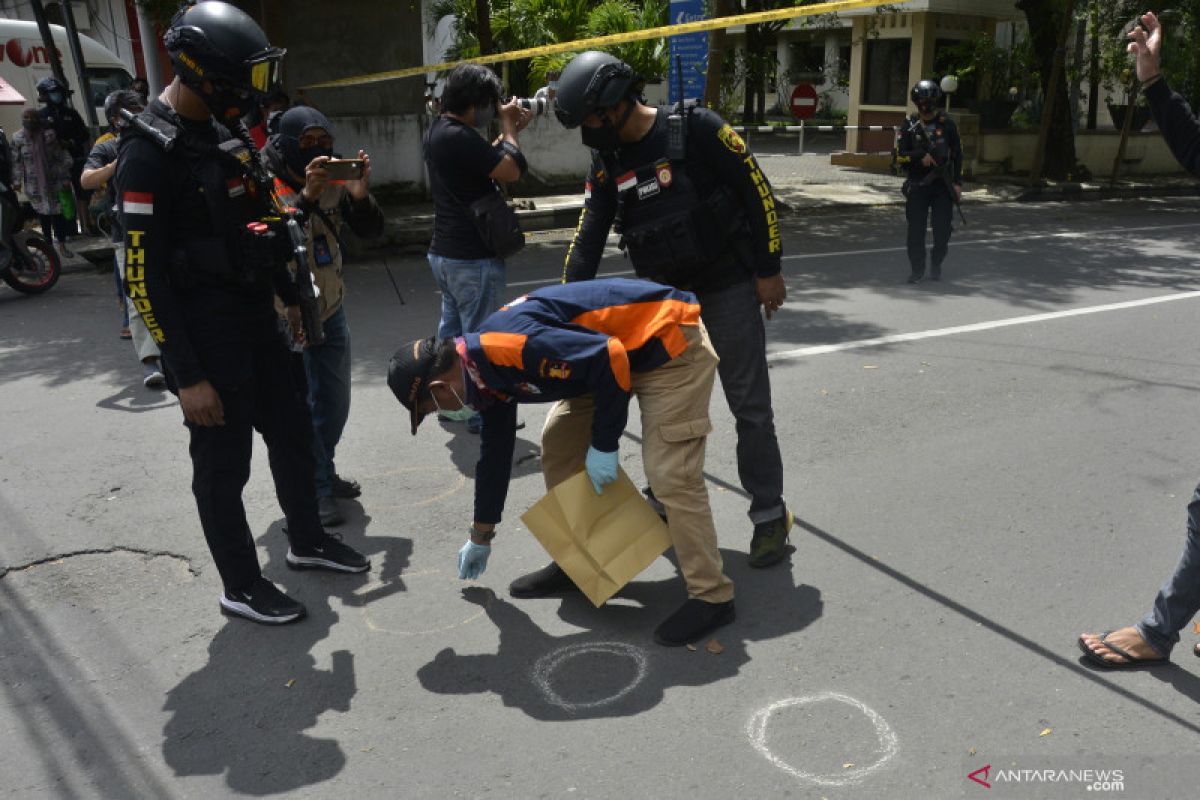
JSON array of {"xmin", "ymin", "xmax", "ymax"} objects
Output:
[
  {"xmin": 580, "ymin": 100, "xmax": 635, "ymax": 153},
  {"xmin": 270, "ymin": 106, "xmax": 335, "ymax": 176}
]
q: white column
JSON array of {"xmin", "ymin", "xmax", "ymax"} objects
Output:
[
  {"xmin": 134, "ymin": 2, "xmax": 163, "ymax": 94},
  {"xmin": 823, "ymin": 32, "xmax": 840, "ymax": 90}
]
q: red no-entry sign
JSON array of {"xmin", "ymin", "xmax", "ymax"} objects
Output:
[{"xmin": 790, "ymin": 83, "xmax": 818, "ymax": 120}]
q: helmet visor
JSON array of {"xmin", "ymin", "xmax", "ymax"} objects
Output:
[{"xmin": 247, "ymin": 51, "xmax": 284, "ymax": 96}]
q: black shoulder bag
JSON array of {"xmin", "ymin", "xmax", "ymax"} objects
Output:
[{"xmin": 424, "ymin": 135, "xmax": 525, "ymax": 259}]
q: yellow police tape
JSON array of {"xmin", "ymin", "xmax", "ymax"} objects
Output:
[{"xmin": 303, "ymin": 0, "xmax": 893, "ymax": 89}]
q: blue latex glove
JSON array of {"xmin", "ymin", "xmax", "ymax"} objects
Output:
[
  {"xmin": 458, "ymin": 539, "xmax": 491, "ymax": 579},
  {"xmin": 585, "ymin": 445, "xmax": 619, "ymax": 495}
]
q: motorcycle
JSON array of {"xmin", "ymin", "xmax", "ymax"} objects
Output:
[{"xmin": 0, "ymin": 183, "xmax": 60, "ymax": 295}]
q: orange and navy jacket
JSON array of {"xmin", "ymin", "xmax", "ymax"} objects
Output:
[{"xmin": 463, "ymin": 278, "xmax": 700, "ymax": 524}]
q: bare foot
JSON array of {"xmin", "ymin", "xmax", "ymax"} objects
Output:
[{"xmin": 1078, "ymin": 626, "xmax": 1164, "ymax": 666}]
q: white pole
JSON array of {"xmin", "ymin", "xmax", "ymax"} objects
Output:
[{"xmin": 799, "ymin": 119, "xmax": 805, "ymax": 154}]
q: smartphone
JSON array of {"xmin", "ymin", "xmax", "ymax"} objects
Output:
[{"xmin": 323, "ymin": 158, "xmax": 364, "ymax": 181}]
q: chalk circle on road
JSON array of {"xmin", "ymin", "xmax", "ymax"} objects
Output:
[
  {"xmin": 747, "ymin": 693, "xmax": 899, "ymax": 787},
  {"xmin": 532, "ymin": 642, "xmax": 648, "ymax": 712},
  {"xmin": 360, "ymin": 570, "xmax": 489, "ymax": 636},
  {"xmin": 356, "ymin": 465, "xmax": 467, "ymax": 511}
]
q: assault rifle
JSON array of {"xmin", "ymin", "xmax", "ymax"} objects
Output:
[{"xmin": 909, "ymin": 116, "xmax": 966, "ymax": 226}]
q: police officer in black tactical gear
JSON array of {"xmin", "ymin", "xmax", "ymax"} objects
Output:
[
  {"xmin": 37, "ymin": 76, "xmax": 91, "ymax": 235},
  {"xmin": 896, "ymin": 79, "xmax": 964, "ymax": 283},
  {"xmin": 551, "ymin": 50, "xmax": 795, "ymax": 575},
  {"xmin": 118, "ymin": 0, "xmax": 370, "ymax": 626}
]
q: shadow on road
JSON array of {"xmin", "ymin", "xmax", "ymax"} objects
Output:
[
  {"xmin": 416, "ymin": 548, "xmax": 822, "ymax": 721},
  {"xmin": 161, "ymin": 518, "xmax": 411, "ymax": 795},
  {"xmin": 795, "ymin": 515, "xmax": 1200, "ymax": 733}
]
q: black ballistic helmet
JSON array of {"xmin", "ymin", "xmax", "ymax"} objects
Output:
[
  {"xmin": 36, "ymin": 76, "xmax": 71, "ymax": 102},
  {"xmin": 554, "ymin": 51, "xmax": 643, "ymax": 128},
  {"xmin": 911, "ymin": 79, "xmax": 942, "ymax": 113},
  {"xmin": 164, "ymin": 1, "xmax": 285, "ymax": 115}
]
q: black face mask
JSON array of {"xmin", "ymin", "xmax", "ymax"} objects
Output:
[
  {"xmin": 204, "ymin": 83, "xmax": 255, "ymax": 122},
  {"xmin": 581, "ymin": 121, "xmax": 621, "ymax": 153}
]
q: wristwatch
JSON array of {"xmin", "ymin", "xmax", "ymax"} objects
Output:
[{"xmin": 470, "ymin": 525, "xmax": 496, "ymax": 544}]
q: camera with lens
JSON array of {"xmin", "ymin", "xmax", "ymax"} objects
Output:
[{"xmin": 513, "ymin": 87, "xmax": 552, "ymax": 116}]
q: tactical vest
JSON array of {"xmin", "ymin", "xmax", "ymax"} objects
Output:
[
  {"xmin": 129, "ymin": 108, "xmax": 273, "ymax": 289},
  {"xmin": 610, "ymin": 113, "xmax": 751, "ymax": 291}
]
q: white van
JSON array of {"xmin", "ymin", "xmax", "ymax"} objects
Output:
[{"xmin": 0, "ymin": 19, "xmax": 133, "ymax": 138}]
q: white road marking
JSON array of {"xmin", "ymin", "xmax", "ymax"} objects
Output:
[
  {"xmin": 748, "ymin": 693, "xmax": 899, "ymax": 786},
  {"xmin": 531, "ymin": 642, "xmax": 648, "ymax": 712},
  {"xmin": 507, "ymin": 267, "xmax": 632, "ymax": 288},
  {"xmin": 769, "ymin": 289, "xmax": 1200, "ymax": 362}
]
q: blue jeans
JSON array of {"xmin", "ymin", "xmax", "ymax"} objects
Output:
[
  {"xmin": 303, "ymin": 307, "xmax": 351, "ymax": 499},
  {"xmin": 1137, "ymin": 483, "xmax": 1200, "ymax": 656},
  {"xmin": 427, "ymin": 253, "xmax": 506, "ymax": 339}
]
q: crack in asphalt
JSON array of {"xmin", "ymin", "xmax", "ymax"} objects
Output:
[{"xmin": 0, "ymin": 547, "xmax": 199, "ymax": 579}]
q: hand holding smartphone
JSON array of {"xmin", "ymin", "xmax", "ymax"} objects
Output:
[{"xmin": 323, "ymin": 158, "xmax": 365, "ymax": 181}]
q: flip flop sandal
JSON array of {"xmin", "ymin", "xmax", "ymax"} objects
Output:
[
  {"xmin": 1194, "ymin": 643, "xmax": 1199, "ymax": 658},
  {"xmin": 1077, "ymin": 631, "xmax": 1167, "ymax": 669}
]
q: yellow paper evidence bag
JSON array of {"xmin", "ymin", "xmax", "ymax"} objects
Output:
[{"xmin": 521, "ymin": 468, "xmax": 671, "ymax": 607}]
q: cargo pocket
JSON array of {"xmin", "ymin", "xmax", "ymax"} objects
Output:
[{"xmin": 657, "ymin": 417, "xmax": 713, "ymax": 481}]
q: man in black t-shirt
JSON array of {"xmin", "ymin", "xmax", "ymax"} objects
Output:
[
  {"xmin": 424, "ymin": 64, "xmax": 530, "ymax": 432},
  {"xmin": 82, "ymin": 89, "xmax": 164, "ymax": 388}
]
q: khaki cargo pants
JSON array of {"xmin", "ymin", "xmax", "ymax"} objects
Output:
[{"xmin": 540, "ymin": 322, "xmax": 733, "ymax": 603}]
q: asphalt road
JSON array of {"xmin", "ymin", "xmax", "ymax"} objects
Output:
[{"xmin": 3, "ymin": 197, "xmax": 1200, "ymax": 799}]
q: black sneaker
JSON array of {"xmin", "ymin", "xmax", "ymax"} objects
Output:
[
  {"xmin": 906, "ymin": 270, "xmax": 925, "ymax": 284},
  {"xmin": 287, "ymin": 533, "xmax": 370, "ymax": 573},
  {"xmin": 220, "ymin": 577, "xmax": 306, "ymax": 625},
  {"xmin": 748, "ymin": 510, "xmax": 793, "ymax": 568},
  {"xmin": 653, "ymin": 598, "xmax": 736, "ymax": 646},
  {"xmin": 930, "ymin": 264, "xmax": 942, "ymax": 281},
  {"xmin": 509, "ymin": 562, "xmax": 579, "ymax": 598},
  {"xmin": 331, "ymin": 474, "xmax": 362, "ymax": 499}
]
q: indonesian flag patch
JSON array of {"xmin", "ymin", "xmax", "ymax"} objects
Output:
[
  {"xmin": 616, "ymin": 171, "xmax": 637, "ymax": 192},
  {"xmin": 122, "ymin": 191, "xmax": 153, "ymax": 215},
  {"xmin": 584, "ymin": 179, "xmax": 592, "ymax": 200}
]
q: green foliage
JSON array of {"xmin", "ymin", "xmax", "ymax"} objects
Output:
[
  {"xmin": 428, "ymin": 0, "xmax": 666, "ymax": 94},
  {"xmin": 936, "ymin": 33, "xmax": 1038, "ymax": 102}
]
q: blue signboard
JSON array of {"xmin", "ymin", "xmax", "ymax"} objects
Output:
[{"xmin": 669, "ymin": 0, "xmax": 707, "ymax": 104}]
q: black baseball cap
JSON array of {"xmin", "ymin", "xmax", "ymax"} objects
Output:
[{"xmin": 387, "ymin": 337, "xmax": 440, "ymax": 435}]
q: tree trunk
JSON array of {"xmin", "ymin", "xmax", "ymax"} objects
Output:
[
  {"xmin": 704, "ymin": 0, "xmax": 735, "ymax": 108},
  {"xmin": 1019, "ymin": 0, "xmax": 1078, "ymax": 180},
  {"xmin": 1086, "ymin": 0, "xmax": 1098, "ymax": 130},
  {"xmin": 743, "ymin": 24, "xmax": 758, "ymax": 122},
  {"xmin": 475, "ymin": 0, "xmax": 494, "ymax": 55}
]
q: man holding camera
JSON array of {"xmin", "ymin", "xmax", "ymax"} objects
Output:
[
  {"xmin": 118, "ymin": 1, "xmax": 369, "ymax": 626},
  {"xmin": 555, "ymin": 51, "xmax": 794, "ymax": 569},
  {"xmin": 261, "ymin": 105, "xmax": 384, "ymax": 527},
  {"xmin": 424, "ymin": 64, "xmax": 531, "ymax": 433}
]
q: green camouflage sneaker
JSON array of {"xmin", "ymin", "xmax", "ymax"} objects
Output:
[{"xmin": 748, "ymin": 510, "xmax": 793, "ymax": 568}]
